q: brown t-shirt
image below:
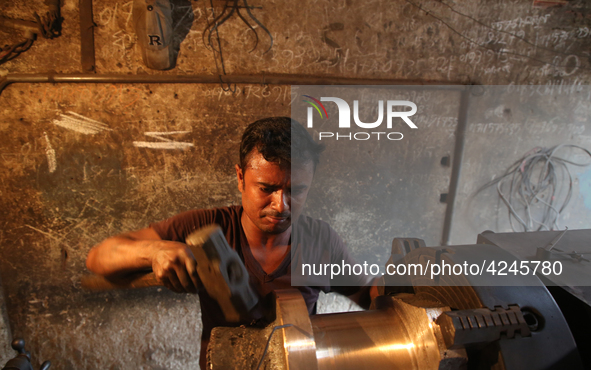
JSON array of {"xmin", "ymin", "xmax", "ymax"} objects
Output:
[{"xmin": 150, "ymin": 205, "xmax": 369, "ymax": 338}]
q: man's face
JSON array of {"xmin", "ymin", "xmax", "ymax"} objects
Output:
[{"xmin": 236, "ymin": 150, "xmax": 314, "ymax": 235}]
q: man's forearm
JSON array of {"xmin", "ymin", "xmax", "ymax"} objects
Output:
[
  {"xmin": 86, "ymin": 235, "xmax": 158, "ymax": 277},
  {"xmin": 87, "ymin": 227, "xmax": 200, "ymax": 293}
]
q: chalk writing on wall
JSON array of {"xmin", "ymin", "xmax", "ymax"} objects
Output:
[
  {"xmin": 43, "ymin": 132, "xmax": 57, "ymax": 173},
  {"xmin": 52, "ymin": 112, "xmax": 113, "ymax": 135},
  {"xmin": 133, "ymin": 131, "xmax": 194, "ymax": 150}
]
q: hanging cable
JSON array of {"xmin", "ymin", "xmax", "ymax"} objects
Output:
[
  {"xmin": 473, "ymin": 144, "xmax": 591, "ymax": 232},
  {"xmin": 203, "ymin": 0, "xmax": 272, "ymax": 54},
  {"xmin": 203, "ymin": 0, "xmax": 273, "ymax": 91}
]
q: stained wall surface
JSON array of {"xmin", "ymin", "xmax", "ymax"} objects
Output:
[{"xmin": 1, "ymin": 0, "xmax": 591, "ymax": 368}]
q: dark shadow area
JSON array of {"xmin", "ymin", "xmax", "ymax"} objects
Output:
[
  {"xmin": 547, "ymin": 285, "xmax": 591, "ymax": 369},
  {"xmin": 170, "ymin": 0, "xmax": 195, "ymax": 61}
]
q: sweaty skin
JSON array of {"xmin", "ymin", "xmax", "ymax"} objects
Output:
[{"xmin": 236, "ymin": 151, "xmax": 314, "ymax": 274}]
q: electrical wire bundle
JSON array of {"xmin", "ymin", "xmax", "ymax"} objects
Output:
[{"xmin": 474, "ymin": 144, "xmax": 591, "ymax": 232}]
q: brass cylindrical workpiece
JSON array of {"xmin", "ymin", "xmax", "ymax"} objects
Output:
[{"xmin": 311, "ymin": 296, "xmax": 445, "ymax": 370}]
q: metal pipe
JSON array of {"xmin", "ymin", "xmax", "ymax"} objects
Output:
[
  {"xmin": 441, "ymin": 88, "xmax": 471, "ymax": 245},
  {"xmin": 0, "ymin": 73, "xmax": 468, "ymax": 97}
]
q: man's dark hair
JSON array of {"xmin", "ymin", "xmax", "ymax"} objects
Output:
[{"xmin": 239, "ymin": 117, "xmax": 325, "ymax": 171}]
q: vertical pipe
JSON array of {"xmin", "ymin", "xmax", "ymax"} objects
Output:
[
  {"xmin": 441, "ymin": 88, "xmax": 470, "ymax": 245},
  {"xmin": 79, "ymin": 0, "xmax": 96, "ymax": 72}
]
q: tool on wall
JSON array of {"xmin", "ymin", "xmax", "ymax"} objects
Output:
[
  {"xmin": 133, "ymin": 0, "xmax": 175, "ymax": 70},
  {"xmin": 0, "ymin": 0, "xmax": 62, "ymax": 65},
  {"xmin": 2, "ymin": 338, "xmax": 51, "ymax": 370}
]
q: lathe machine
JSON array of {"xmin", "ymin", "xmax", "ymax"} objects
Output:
[{"xmin": 207, "ymin": 229, "xmax": 591, "ymax": 370}]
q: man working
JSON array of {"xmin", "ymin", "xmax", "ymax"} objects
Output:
[{"xmin": 85, "ymin": 117, "xmax": 375, "ymax": 366}]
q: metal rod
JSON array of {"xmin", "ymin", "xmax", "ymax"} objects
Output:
[
  {"xmin": 0, "ymin": 73, "xmax": 468, "ymax": 97},
  {"xmin": 0, "ymin": 16, "xmax": 39, "ymax": 34},
  {"xmin": 441, "ymin": 87, "xmax": 471, "ymax": 246},
  {"xmin": 79, "ymin": 0, "xmax": 96, "ymax": 72},
  {"xmin": 545, "ymin": 227, "xmax": 569, "ymax": 251}
]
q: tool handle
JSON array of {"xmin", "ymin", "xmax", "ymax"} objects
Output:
[{"xmin": 80, "ymin": 272, "xmax": 163, "ymax": 291}]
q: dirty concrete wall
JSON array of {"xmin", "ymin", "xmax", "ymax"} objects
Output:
[
  {"xmin": 0, "ymin": 277, "xmax": 12, "ymax": 364},
  {"xmin": 0, "ymin": 0, "xmax": 591, "ymax": 368},
  {"xmin": 297, "ymin": 85, "xmax": 462, "ymax": 266},
  {"xmin": 451, "ymin": 87, "xmax": 591, "ymax": 245}
]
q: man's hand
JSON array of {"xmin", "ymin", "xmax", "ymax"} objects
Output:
[
  {"xmin": 151, "ymin": 241, "xmax": 199, "ymax": 293},
  {"xmin": 86, "ymin": 227, "xmax": 200, "ymax": 294}
]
